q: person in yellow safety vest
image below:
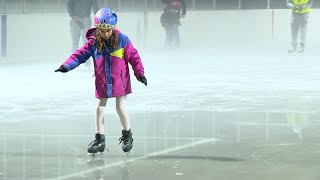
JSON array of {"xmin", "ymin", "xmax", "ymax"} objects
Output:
[
  {"xmin": 286, "ymin": 0, "xmax": 313, "ymax": 53},
  {"xmin": 287, "ymin": 111, "xmax": 309, "ymax": 140}
]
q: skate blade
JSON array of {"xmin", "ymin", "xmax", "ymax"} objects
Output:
[{"xmin": 88, "ymin": 152, "xmax": 106, "ymax": 156}]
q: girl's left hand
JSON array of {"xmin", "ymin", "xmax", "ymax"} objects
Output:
[{"xmin": 138, "ymin": 76, "xmax": 147, "ymax": 86}]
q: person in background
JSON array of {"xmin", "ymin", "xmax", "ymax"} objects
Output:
[
  {"xmin": 286, "ymin": 0, "xmax": 313, "ymax": 53},
  {"xmin": 160, "ymin": 0, "xmax": 186, "ymax": 48},
  {"xmin": 67, "ymin": 0, "xmax": 99, "ymax": 68}
]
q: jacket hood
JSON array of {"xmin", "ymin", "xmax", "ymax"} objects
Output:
[{"xmin": 86, "ymin": 28, "xmax": 97, "ymax": 40}]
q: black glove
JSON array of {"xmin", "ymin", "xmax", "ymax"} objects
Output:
[
  {"xmin": 54, "ymin": 65, "xmax": 68, "ymax": 73},
  {"xmin": 137, "ymin": 76, "xmax": 147, "ymax": 86}
]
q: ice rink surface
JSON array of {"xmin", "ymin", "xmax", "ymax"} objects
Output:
[{"xmin": 0, "ymin": 48, "xmax": 320, "ymax": 179}]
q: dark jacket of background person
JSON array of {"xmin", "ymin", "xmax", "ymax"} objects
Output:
[
  {"xmin": 160, "ymin": 8, "xmax": 181, "ymax": 28},
  {"xmin": 161, "ymin": 0, "xmax": 186, "ymax": 18},
  {"xmin": 67, "ymin": 0, "xmax": 99, "ymax": 19}
]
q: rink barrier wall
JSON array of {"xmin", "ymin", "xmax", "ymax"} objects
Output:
[{"xmin": 1, "ymin": 9, "xmax": 320, "ymax": 59}]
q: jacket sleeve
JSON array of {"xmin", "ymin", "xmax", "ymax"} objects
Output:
[
  {"xmin": 302, "ymin": 0, "xmax": 313, "ymax": 9},
  {"xmin": 124, "ymin": 42, "xmax": 145, "ymax": 78},
  {"xmin": 67, "ymin": 0, "xmax": 75, "ymax": 18},
  {"xmin": 181, "ymin": 0, "xmax": 186, "ymax": 16},
  {"xmin": 92, "ymin": 0, "xmax": 99, "ymax": 15},
  {"xmin": 286, "ymin": 0, "xmax": 294, "ymax": 9},
  {"xmin": 62, "ymin": 39, "xmax": 94, "ymax": 71}
]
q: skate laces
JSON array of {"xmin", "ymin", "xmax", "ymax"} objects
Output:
[
  {"xmin": 88, "ymin": 139, "xmax": 99, "ymax": 146},
  {"xmin": 88, "ymin": 139, "xmax": 109, "ymax": 152},
  {"xmin": 88, "ymin": 137, "xmax": 103, "ymax": 147},
  {"xmin": 119, "ymin": 135, "xmax": 133, "ymax": 145}
]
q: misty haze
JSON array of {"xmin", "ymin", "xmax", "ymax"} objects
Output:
[{"xmin": 0, "ymin": 0, "xmax": 319, "ymax": 179}]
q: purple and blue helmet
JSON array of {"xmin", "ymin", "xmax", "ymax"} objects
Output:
[{"xmin": 94, "ymin": 7, "xmax": 118, "ymax": 30}]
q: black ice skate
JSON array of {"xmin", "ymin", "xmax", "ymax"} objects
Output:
[
  {"xmin": 87, "ymin": 133, "xmax": 107, "ymax": 155},
  {"xmin": 119, "ymin": 129, "xmax": 133, "ymax": 155}
]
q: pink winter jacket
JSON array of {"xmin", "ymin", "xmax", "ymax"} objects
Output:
[{"xmin": 61, "ymin": 28, "xmax": 145, "ymax": 98}]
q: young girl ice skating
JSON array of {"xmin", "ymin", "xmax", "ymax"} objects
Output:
[{"xmin": 55, "ymin": 7, "xmax": 147, "ymax": 155}]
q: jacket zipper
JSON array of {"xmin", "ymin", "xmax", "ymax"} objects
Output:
[{"xmin": 120, "ymin": 70, "xmax": 125, "ymax": 88}]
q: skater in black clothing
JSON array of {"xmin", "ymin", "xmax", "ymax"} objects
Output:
[{"xmin": 160, "ymin": 0, "xmax": 186, "ymax": 48}]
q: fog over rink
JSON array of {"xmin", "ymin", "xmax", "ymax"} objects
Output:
[
  {"xmin": 1, "ymin": 9, "xmax": 320, "ymax": 113},
  {"xmin": 1, "ymin": 6, "xmax": 320, "ymax": 180},
  {"xmin": 1, "ymin": 50, "xmax": 320, "ymax": 115}
]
